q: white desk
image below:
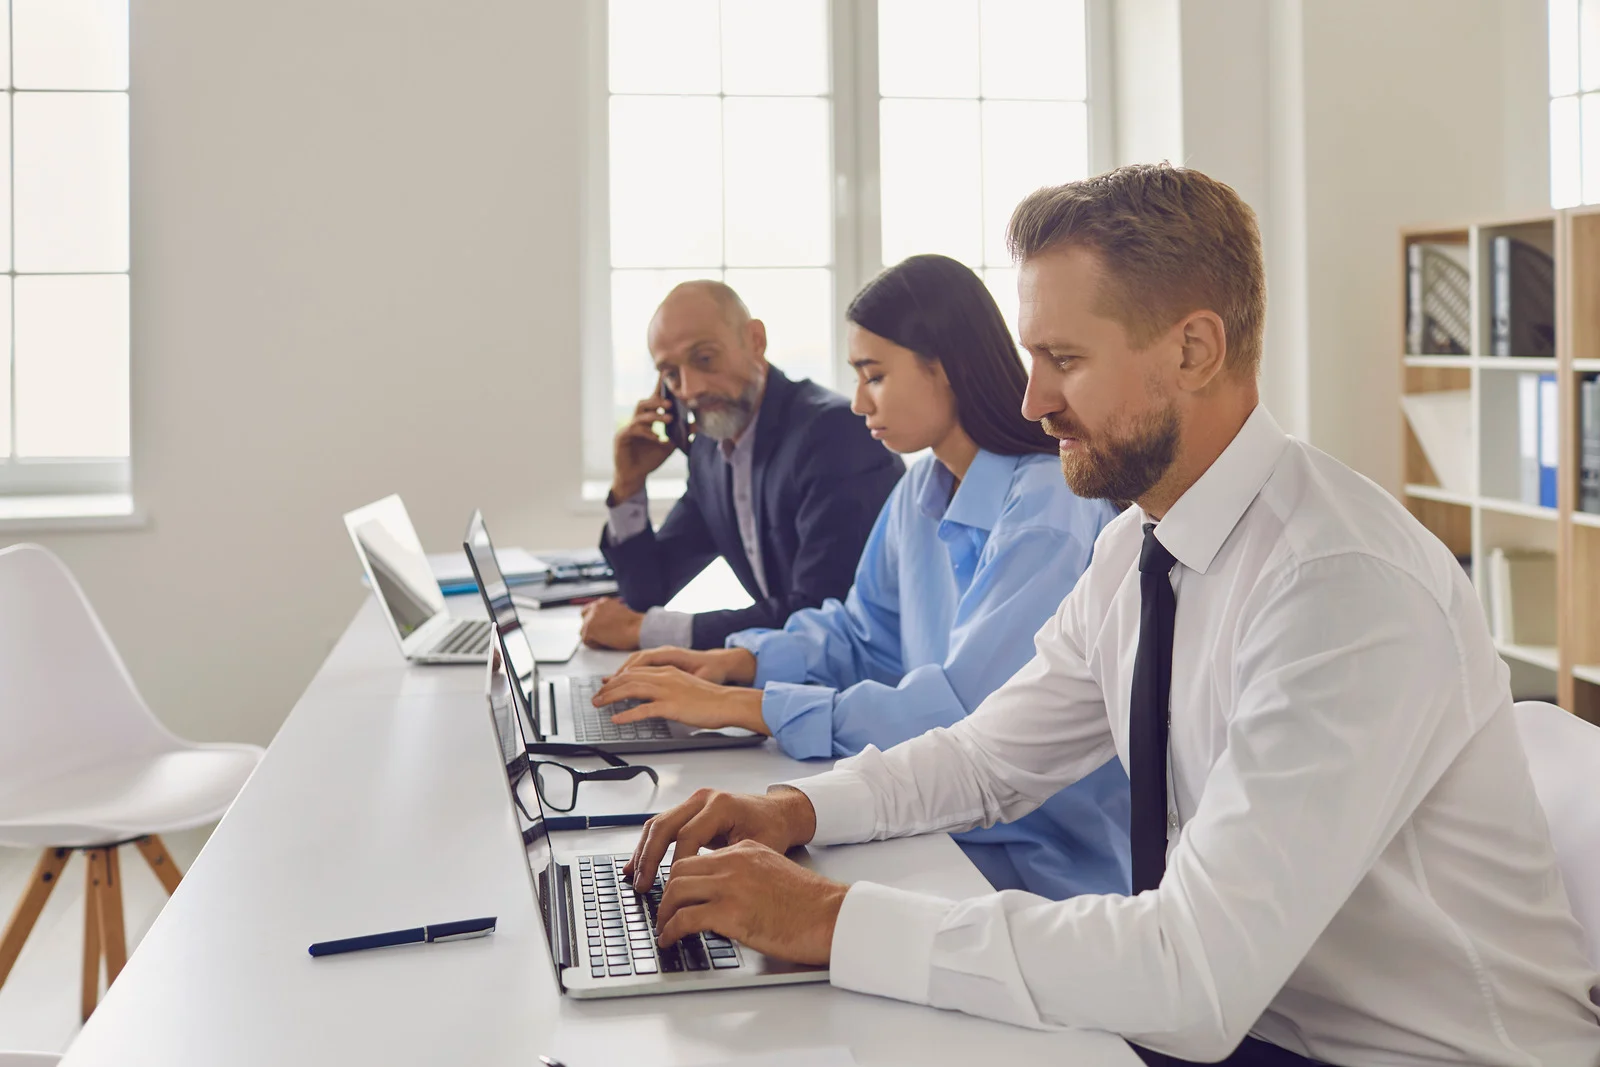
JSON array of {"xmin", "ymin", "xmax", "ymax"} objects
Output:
[{"xmin": 60, "ymin": 597, "xmax": 1136, "ymax": 1067}]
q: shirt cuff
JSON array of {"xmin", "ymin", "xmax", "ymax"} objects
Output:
[
  {"xmin": 726, "ymin": 628, "xmax": 809, "ymax": 687},
  {"xmin": 784, "ymin": 767, "xmax": 879, "ymax": 845},
  {"xmin": 638, "ymin": 607, "xmax": 693, "ymax": 649},
  {"xmin": 758, "ymin": 683, "xmax": 839, "ymax": 760},
  {"xmin": 828, "ymin": 881, "xmax": 951, "ymax": 1007},
  {"xmin": 605, "ymin": 488, "xmax": 650, "ymax": 543}
]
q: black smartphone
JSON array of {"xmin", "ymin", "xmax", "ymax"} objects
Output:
[{"xmin": 658, "ymin": 373, "xmax": 694, "ymax": 454}]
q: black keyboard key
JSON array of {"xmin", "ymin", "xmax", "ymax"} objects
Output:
[
  {"xmin": 658, "ymin": 944, "xmax": 684, "ymax": 972},
  {"xmin": 679, "ymin": 937, "xmax": 711, "ymax": 971},
  {"xmin": 712, "ymin": 956, "xmax": 740, "ymax": 969},
  {"xmin": 708, "ymin": 946, "xmax": 736, "ymax": 959}
]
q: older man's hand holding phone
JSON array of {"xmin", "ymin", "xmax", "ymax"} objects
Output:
[{"xmin": 608, "ymin": 374, "xmax": 695, "ymax": 505}]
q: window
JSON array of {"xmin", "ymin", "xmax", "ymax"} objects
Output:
[
  {"xmin": 584, "ymin": 0, "xmax": 1098, "ymax": 483},
  {"xmin": 1550, "ymin": 0, "xmax": 1600, "ymax": 207},
  {"xmin": 0, "ymin": 0, "xmax": 129, "ymax": 499}
]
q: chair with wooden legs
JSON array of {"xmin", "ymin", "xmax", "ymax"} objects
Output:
[{"xmin": 0, "ymin": 545, "xmax": 263, "ymax": 1019}]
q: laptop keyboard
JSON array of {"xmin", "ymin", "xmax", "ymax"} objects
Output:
[
  {"xmin": 568, "ymin": 677, "xmax": 673, "ymax": 743},
  {"xmin": 578, "ymin": 854, "xmax": 740, "ymax": 979},
  {"xmin": 436, "ymin": 619, "xmax": 492, "ymax": 656}
]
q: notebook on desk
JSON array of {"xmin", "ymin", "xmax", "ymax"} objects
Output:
[{"xmin": 484, "ymin": 653, "xmax": 828, "ymax": 999}]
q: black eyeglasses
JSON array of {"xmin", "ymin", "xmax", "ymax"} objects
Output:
[{"xmin": 509, "ymin": 743, "xmax": 659, "ymax": 814}]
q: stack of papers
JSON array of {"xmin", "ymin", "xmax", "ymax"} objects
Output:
[{"xmin": 427, "ymin": 548, "xmax": 550, "ymax": 595}]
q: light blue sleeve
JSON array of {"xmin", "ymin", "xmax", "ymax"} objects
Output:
[{"xmin": 759, "ymin": 518, "xmax": 1099, "ymax": 761}]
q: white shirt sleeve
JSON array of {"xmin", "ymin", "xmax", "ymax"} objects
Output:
[
  {"xmin": 794, "ymin": 555, "xmax": 1475, "ymax": 1061},
  {"xmin": 638, "ymin": 607, "xmax": 694, "ymax": 650},
  {"xmin": 606, "ymin": 487, "xmax": 650, "ymax": 544}
]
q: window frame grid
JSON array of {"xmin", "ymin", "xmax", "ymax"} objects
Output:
[
  {"xmin": 0, "ymin": 0, "xmax": 131, "ymax": 498},
  {"xmin": 582, "ymin": 0, "xmax": 1110, "ymax": 486}
]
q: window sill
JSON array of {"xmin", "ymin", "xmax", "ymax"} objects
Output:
[{"xmin": 0, "ymin": 494, "xmax": 147, "ymax": 532}]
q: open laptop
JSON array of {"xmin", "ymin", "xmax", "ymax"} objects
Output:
[
  {"xmin": 465, "ymin": 509, "xmax": 763, "ymax": 754},
  {"xmin": 484, "ymin": 654, "xmax": 828, "ymax": 998},
  {"xmin": 344, "ymin": 495, "xmax": 493, "ymax": 664}
]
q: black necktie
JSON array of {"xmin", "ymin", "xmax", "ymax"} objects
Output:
[{"xmin": 1130, "ymin": 522, "xmax": 1178, "ymax": 893}]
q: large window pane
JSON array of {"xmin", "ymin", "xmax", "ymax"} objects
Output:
[
  {"xmin": 608, "ymin": 0, "xmax": 719, "ymax": 95},
  {"xmin": 980, "ymin": 0, "xmax": 1086, "ymax": 100},
  {"xmin": 982, "ymin": 101, "xmax": 1087, "ymax": 263},
  {"xmin": 13, "ymin": 0, "xmax": 127, "ymax": 91},
  {"xmin": 1553, "ymin": 96, "xmax": 1582, "ymax": 208},
  {"xmin": 1555, "ymin": 0, "xmax": 1582, "ymax": 96},
  {"xmin": 878, "ymin": 0, "xmax": 980, "ymax": 98},
  {"xmin": 609, "ymin": 96, "xmax": 722, "ymax": 269},
  {"xmin": 0, "ymin": 1, "xmax": 11, "ymax": 89},
  {"xmin": 1584, "ymin": 93, "xmax": 1600, "ymax": 204},
  {"xmin": 0, "ymin": 280, "xmax": 10, "ymax": 458},
  {"xmin": 0, "ymin": 103, "xmax": 10, "ymax": 272},
  {"xmin": 724, "ymin": 97, "xmax": 831, "ymax": 267},
  {"xmin": 1584, "ymin": 0, "xmax": 1600, "ymax": 92},
  {"xmin": 721, "ymin": 0, "xmax": 829, "ymax": 96},
  {"xmin": 880, "ymin": 99, "xmax": 982, "ymax": 265},
  {"xmin": 981, "ymin": 267, "xmax": 1022, "ymax": 352},
  {"xmin": 15, "ymin": 275, "xmax": 129, "ymax": 458},
  {"xmin": 15, "ymin": 92, "xmax": 129, "ymax": 273},
  {"xmin": 610, "ymin": 268, "xmax": 722, "ymax": 423},
  {"xmin": 726, "ymin": 268, "xmax": 833, "ymax": 386}
]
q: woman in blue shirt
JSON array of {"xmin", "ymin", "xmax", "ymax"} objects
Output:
[{"xmin": 593, "ymin": 254, "xmax": 1130, "ymax": 899}]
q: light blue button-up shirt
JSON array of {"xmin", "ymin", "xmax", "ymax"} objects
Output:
[{"xmin": 727, "ymin": 449, "xmax": 1131, "ymax": 899}]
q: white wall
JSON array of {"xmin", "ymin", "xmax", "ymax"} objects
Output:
[{"xmin": 5, "ymin": 0, "xmax": 599, "ymax": 747}]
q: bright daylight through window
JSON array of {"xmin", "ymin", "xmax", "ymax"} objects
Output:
[
  {"xmin": 595, "ymin": 0, "xmax": 1091, "ymax": 479},
  {"xmin": 0, "ymin": 0, "xmax": 130, "ymax": 499}
]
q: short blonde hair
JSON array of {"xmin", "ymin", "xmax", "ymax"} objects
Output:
[{"xmin": 1006, "ymin": 163, "xmax": 1266, "ymax": 379}]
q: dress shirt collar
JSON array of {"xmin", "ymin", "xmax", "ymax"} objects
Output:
[
  {"xmin": 1145, "ymin": 404, "xmax": 1288, "ymax": 575},
  {"xmin": 717, "ymin": 405, "xmax": 762, "ymax": 465},
  {"xmin": 919, "ymin": 449, "xmax": 1019, "ymax": 532}
]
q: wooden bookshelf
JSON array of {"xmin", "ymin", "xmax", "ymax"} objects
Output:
[{"xmin": 1400, "ymin": 210, "xmax": 1600, "ymax": 720}]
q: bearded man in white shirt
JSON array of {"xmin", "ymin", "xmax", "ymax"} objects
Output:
[{"xmin": 620, "ymin": 163, "xmax": 1600, "ymax": 1066}]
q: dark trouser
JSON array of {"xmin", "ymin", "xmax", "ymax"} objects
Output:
[{"xmin": 1130, "ymin": 1037, "xmax": 1329, "ymax": 1066}]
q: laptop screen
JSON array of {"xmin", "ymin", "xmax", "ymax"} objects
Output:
[
  {"xmin": 464, "ymin": 510, "xmax": 542, "ymax": 738},
  {"xmin": 345, "ymin": 498, "xmax": 447, "ymax": 638},
  {"xmin": 486, "ymin": 652, "xmax": 569, "ymax": 977}
]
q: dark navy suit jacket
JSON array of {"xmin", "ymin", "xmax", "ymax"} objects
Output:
[{"xmin": 600, "ymin": 368, "xmax": 905, "ymax": 650}]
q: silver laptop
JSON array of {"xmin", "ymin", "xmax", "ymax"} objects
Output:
[
  {"xmin": 465, "ymin": 509, "xmax": 764, "ymax": 755},
  {"xmin": 344, "ymin": 494, "xmax": 493, "ymax": 664},
  {"xmin": 484, "ymin": 655, "xmax": 828, "ymax": 998}
]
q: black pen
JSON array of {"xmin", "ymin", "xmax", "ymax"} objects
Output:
[
  {"xmin": 544, "ymin": 812, "xmax": 656, "ymax": 832},
  {"xmin": 308, "ymin": 916, "xmax": 497, "ymax": 957}
]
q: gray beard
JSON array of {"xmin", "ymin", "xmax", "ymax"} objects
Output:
[{"xmin": 690, "ymin": 378, "xmax": 763, "ymax": 441}]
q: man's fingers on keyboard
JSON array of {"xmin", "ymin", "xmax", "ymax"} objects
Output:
[
  {"xmin": 656, "ymin": 902, "xmax": 719, "ymax": 949},
  {"xmin": 631, "ymin": 793, "xmax": 706, "ymax": 889},
  {"xmin": 657, "ymin": 872, "xmax": 715, "ymax": 927}
]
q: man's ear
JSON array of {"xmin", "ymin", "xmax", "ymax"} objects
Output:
[
  {"xmin": 1175, "ymin": 310, "xmax": 1227, "ymax": 393},
  {"xmin": 746, "ymin": 318, "xmax": 768, "ymax": 362}
]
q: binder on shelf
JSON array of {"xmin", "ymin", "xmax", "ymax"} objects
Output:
[
  {"xmin": 1486, "ymin": 547, "xmax": 1557, "ymax": 648},
  {"xmin": 1489, "ymin": 236, "xmax": 1556, "ymax": 358},
  {"xmin": 1406, "ymin": 242, "xmax": 1471, "ymax": 355},
  {"xmin": 1519, "ymin": 374, "xmax": 1541, "ymax": 506},
  {"xmin": 1582, "ymin": 374, "xmax": 1600, "ymax": 515},
  {"xmin": 1538, "ymin": 372, "xmax": 1558, "ymax": 508}
]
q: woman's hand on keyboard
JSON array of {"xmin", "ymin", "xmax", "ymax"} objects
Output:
[
  {"xmin": 592, "ymin": 666, "xmax": 769, "ymax": 735},
  {"xmin": 624, "ymin": 786, "xmax": 818, "ymax": 895},
  {"xmin": 608, "ymin": 646, "xmax": 757, "ymax": 686},
  {"xmin": 652, "ymin": 839, "xmax": 845, "ymax": 968}
]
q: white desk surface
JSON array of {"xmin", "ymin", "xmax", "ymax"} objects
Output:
[{"xmin": 60, "ymin": 596, "xmax": 1135, "ymax": 1067}]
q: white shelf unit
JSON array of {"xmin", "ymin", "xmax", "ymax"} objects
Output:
[{"xmin": 1399, "ymin": 213, "xmax": 1600, "ymax": 717}]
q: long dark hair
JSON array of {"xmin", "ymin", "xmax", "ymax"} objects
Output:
[{"xmin": 845, "ymin": 254, "xmax": 1056, "ymax": 456}]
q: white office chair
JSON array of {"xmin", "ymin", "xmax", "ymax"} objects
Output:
[
  {"xmin": 0, "ymin": 544, "xmax": 264, "ymax": 1020},
  {"xmin": 1514, "ymin": 700, "xmax": 1600, "ymax": 993}
]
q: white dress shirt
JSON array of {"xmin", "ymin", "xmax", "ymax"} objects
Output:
[
  {"xmin": 788, "ymin": 405, "xmax": 1600, "ymax": 1065},
  {"xmin": 608, "ymin": 408, "xmax": 767, "ymax": 648}
]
